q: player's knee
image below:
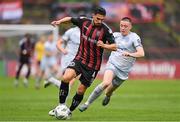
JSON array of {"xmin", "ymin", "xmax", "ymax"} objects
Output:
[
  {"xmin": 53, "ymin": 67, "xmax": 58, "ymax": 73},
  {"xmin": 62, "ymin": 75, "xmax": 71, "ymax": 83},
  {"xmin": 62, "ymin": 69, "xmax": 76, "ymax": 82},
  {"xmin": 77, "ymin": 85, "xmax": 86, "ymax": 95},
  {"xmin": 102, "ymin": 81, "xmax": 110, "ymax": 89}
]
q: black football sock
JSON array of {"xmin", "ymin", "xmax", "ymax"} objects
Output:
[
  {"xmin": 59, "ymin": 81, "xmax": 69, "ymax": 104},
  {"xmin": 26, "ymin": 66, "xmax": 31, "ymax": 79},
  {"xmin": 16, "ymin": 63, "xmax": 23, "ymax": 79},
  {"xmin": 70, "ymin": 93, "xmax": 84, "ymax": 111}
]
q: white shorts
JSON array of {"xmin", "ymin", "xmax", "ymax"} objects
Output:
[
  {"xmin": 40, "ymin": 57, "xmax": 57, "ymax": 71},
  {"xmin": 61, "ymin": 54, "xmax": 75, "ymax": 72},
  {"xmin": 105, "ymin": 62, "xmax": 126, "ymax": 86}
]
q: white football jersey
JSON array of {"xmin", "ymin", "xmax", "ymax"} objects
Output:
[
  {"xmin": 108, "ymin": 32, "xmax": 143, "ymax": 79},
  {"xmin": 44, "ymin": 40, "xmax": 57, "ymax": 57},
  {"xmin": 61, "ymin": 27, "xmax": 80, "ymax": 71},
  {"xmin": 62, "ymin": 26, "xmax": 80, "ymax": 56}
]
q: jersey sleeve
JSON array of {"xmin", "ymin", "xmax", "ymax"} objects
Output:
[
  {"xmin": 113, "ymin": 32, "xmax": 120, "ymax": 39},
  {"xmin": 104, "ymin": 28, "xmax": 115, "ymax": 44},
  {"xmin": 19, "ymin": 38, "xmax": 25, "ymax": 46},
  {"xmin": 20, "ymin": 42, "xmax": 24, "ymax": 50},
  {"xmin": 71, "ymin": 17, "xmax": 81, "ymax": 27},
  {"xmin": 133, "ymin": 34, "xmax": 143, "ymax": 48},
  {"xmin": 71, "ymin": 17, "xmax": 85, "ymax": 28}
]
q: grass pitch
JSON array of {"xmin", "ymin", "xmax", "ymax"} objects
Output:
[{"xmin": 0, "ymin": 77, "xmax": 180, "ymax": 121}]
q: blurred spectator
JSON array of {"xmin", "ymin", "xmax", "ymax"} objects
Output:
[
  {"xmin": 36, "ymin": 34, "xmax": 58, "ymax": 89},
  {"xmin": 34, "ymin": 36, "xmax": 46, "ymax": 89},
  {"xmin": 14, "ymin": 33, "xmax": 34, "ymax": 87}
]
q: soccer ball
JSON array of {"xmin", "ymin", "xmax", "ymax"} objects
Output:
[{"xmin": 54, "ymin": 104, "xmax": 70, "ymax": 120}]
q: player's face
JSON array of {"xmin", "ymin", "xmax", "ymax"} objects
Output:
[
  {"xmin": 48, "ymin": 35, "xmax": 53, "ymax": 42},
  {"xmin": 120, "ymin": 20, "xmax": 132, "ymax": 36},
  {"xmin": 92, "ymin": 14, "xmax": 105, "ymax": 26},
  {"xmin": 40, "ymin": 36, "xmax": 46, "ymax": 43}
]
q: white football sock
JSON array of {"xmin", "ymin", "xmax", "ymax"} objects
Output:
[
  {"xmin": 48, "ymin": 77, "xmax": 61, "ymax": 88},
  {"xmin": 85, "ymin": 84, "xmax": 104, "ymax": 105}
]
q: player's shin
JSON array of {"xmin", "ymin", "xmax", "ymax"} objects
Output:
[
  {"xmin": 59, "ymin": 81, "xmax": 69, "ymax": 104},
  {"xmin": 86, "ymin": 84, "xmax": 104, "ymax": 105},
  {"xmin": 78, "ymin": 84, "xmax": 104, "ymax": 112},
  {"xmin": 70, "ymin": 93, "xmax": 84, "ymax": 111},
  {"xmin": 46, "ymin": 77, "xmax": 61, "ymax": 88}
]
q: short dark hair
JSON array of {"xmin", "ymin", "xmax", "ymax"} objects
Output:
[
  {"xmin": 121, "ymin": 17, "xmax": 132, "ymax": 23},
  {"xmin": 25, "ymin": 33, "xmax": 31, "ymax": 38},
  {"xmin": 93, "ymin": 6, "xmax": 106, "ymax": 16}
]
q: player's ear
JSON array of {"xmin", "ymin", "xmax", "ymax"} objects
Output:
[{"xmin": 129, "ymin": 24, "xmax": 132, "ymax": 30}]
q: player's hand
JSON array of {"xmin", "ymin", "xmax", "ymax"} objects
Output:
[
  {"xmin": 51, "ymin": 21, "xmax": 60, "ymax": 27},
  {"xmin": 97, "ymin": 40, "xmax": 104, "ymax": 47},
  {"xmin": 122, "ymin": 51, "xmax": 131, "ymax": 57}
]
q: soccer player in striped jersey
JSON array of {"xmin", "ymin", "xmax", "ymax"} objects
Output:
[
  {"xmin": 79, "ymin": 17, "xmax": 145, "ymax": 112},
  {"xmin": 49, "ymin": 6, "xmax": 117, "ymax": 118}
]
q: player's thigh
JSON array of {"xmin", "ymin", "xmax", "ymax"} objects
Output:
[
  {"xmin": 102, "ymin": 69, "xmax": 115, "ymax": 88},
  {"xmin": 64, "ymin": 59, "xmax": 81, "ymax": 82},
  {"xmin": 26, "ymin": 61, "xmax": 31, "ymax": 68},
  {"xmin": 51, "ymin": 63, "xmax": 58, "ymax": 72},
  {"xmin": 47, "ymin": 58, "xmax": 57, "ymax": 71},
  {"xmin": 40, "ymin": 58, "xmax": 47, "ymax": 71},
  {"xmin": 80, "ymin": 69, "xmax": 98, "ymax": 87},
  {"xmin": 62, "ymin": 68, "xmax": 77, "ymax": 82}
]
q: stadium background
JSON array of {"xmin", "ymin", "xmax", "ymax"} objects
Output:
[{"xmin": 0, "ymin": 0, "xmax": 180, "ymax": 121}]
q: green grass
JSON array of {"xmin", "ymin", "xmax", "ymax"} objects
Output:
[{"xmin": 0, "ymin": 77, "xmax": 180, "ymax": 121}]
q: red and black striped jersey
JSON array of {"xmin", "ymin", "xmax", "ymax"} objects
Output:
[
  {"xmin": 19, "ymin": 38, "xmax": 34, "ymax": 58},
  {"xmin": 71, "ymin": 17, "xmax": 115, "ymax": 71}
]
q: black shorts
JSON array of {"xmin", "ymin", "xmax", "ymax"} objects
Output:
[
  {"xmin": 19, "ymin": 56, "xmax": 30, "ymax": 64},
  {"xmin": 67, "ymin": 59, "xmax": 98, "ymax": 87}
]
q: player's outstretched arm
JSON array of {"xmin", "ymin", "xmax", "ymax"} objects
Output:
[
  {"xmin": 122, "ymin": 47, "xmax": 145, "ymax": 58},
  {"xmin": 51, "ymin": 17, "xmax": 72, "ymax": 26},
  {"xmin": 56, "ymin": 38, "xmax": 68, "ymax": 55},
  {"xmin": 97, "ymin": 40, "xmax": 117, "ymax": 51}
]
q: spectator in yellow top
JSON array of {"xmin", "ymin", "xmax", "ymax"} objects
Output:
[{"xmin": 34, "ymin": 36, "xmax": 46, "ymax": 89}]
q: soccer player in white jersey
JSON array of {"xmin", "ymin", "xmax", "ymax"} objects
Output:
[
  {"xmin": 37, "ymin": 34, "xmax": 58, "ymax": 86},
  {"xmin": 59, "ymin": 26, "xmax": 80, "ymax": 75},
  {"xmin": 44, "ymin": 27, "xmax": 80, "ymax": 116},
  {"xmin": 44, "ymin": 27, "xmax": 80, "ymax": 88},
  {"xmin": 79, "ymin": 17, "xmax": 145, "ymax": 112}
]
